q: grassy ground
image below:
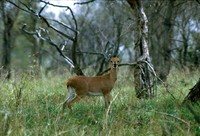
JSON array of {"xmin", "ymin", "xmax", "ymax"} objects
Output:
[{"xmin": 0, "ymin": 68, "xmax": 200, "ymax": 136}]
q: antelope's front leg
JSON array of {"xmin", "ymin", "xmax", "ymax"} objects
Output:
[{"xmin": 104, "ymin": 93, "xmax": 112, "ymax": 108}]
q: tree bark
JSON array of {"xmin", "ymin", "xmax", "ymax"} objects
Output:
[
  {"xmin": 0, "ymin": 1, "xmax": 18, "ymax": 79},
  {"xmin": 183, "ymin": 78, "xmax": 200, "ymax": 103},
  {"xmin": 2, "ymin": 25, "xmax": 12, "ymax": 79},
  {"xmin": 158, "ymin": 0, "xmax": 174, "ymax": 81},
  {"xmin": 127, "ymin": 0, "xmax": 156, "ymax": 98}
]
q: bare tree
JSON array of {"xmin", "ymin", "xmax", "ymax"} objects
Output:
[
  {"xmin": 0, "ymin": 0, "xmax": 19, "ymax": 79},
  {"xmin": 147, "ymin": 0, "xmax": 175, "ymax": 81},
  {"xmin": 7, "ymin": 0, "xmax": 84, "ymax": 75},
  {"xmin": 127, "ymin": 0, "xmax": 157, "ymax": 98}
]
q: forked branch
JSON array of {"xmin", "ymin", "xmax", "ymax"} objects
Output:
[
  {"xmin": 7, "ymin": 0, "xmax": 84, "ymax": 73},
  {"xmin": 21, "ymin": 24, "xmax": 74, "ymax": 68}
]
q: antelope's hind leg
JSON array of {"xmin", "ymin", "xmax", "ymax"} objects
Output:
[{"xmin": 62, "ymin": 86, "xmax": 76, "ymax": 114}]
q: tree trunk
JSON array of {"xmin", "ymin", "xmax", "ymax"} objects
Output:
[
  {"xmin": 29, "ymin": 18, "xmax": 41, "ymax": 75},
  {"xmin": 183, "ymin": 78, "xmax": 200, "ymax": 103},
  {"xmin": 158, "ymin": 0, "xmax": 174, "ymax": 81},
  {"xmin": 182, "ymin": 78, "xmax": 200, "ymax": 124},
  {"xmin": 149, "ymin": 0, "xmax": 175, "ymax": 81},
  {"xmin": 127, "ymin": 0, "xmax": 156, "ymax": 98},
  {"xmin": 72, "ymin": 35, "xmax": 84, "ymax": 76},
  {"xmin": 0, "ymin": 1, "xmax": 16, "ymax": 79},
  {"xmin": 2, "ymin": 26, "xmax": 12, "ymax": 79}
]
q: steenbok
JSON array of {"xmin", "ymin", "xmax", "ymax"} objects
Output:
[{"xmin": 62, "ymin": 57, "xmax": 119, "ymax": 114}]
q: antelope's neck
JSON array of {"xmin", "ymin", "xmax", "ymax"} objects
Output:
[{"xmin": 110, "ymin": 68, "xmax": 117, "ymax": 82}]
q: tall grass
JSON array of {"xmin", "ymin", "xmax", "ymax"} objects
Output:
[{"xmin": 0, "ymin": 68, "xmax": 199, "ymax": 136}]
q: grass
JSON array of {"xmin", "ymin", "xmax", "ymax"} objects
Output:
[{"xmin": 0, "ymin": 68, "xmax": 200, "ymax": 136}]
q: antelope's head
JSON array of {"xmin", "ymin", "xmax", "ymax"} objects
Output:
[{"xmin": 110, "ymin": 57, "xmax": 119, "ymax": 69}]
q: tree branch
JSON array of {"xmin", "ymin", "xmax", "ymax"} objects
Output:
[
  {"xmin": 97, "ymin": 62, "xmax": 137, "ymax": 76},
  {"xmin": 7, "ymin": 0, "xmax": 75, "ymax": 42},
  {"xmin": 21, "ymin": 24, "xmax": 74, "ymax": 68},
  {"xmin": 6, "ymin": 0, "xmax": 33, "ymax": 14},
  {"xmin": 74, "ymin": 0, "xmax": 96, "ymax": 5},
  {"xmin": 46, "ymin": 18, "xmax": 78, "ymax": 33},
  {"xmin": 19, "ymin": 1, "xmax": 35, "ymax": 14},
  {"xmin": 39, "ymin": 0, "xmax": 73, "ymax": 8},
  {"xmin": 7, "ymin": 0, "xmax": 82, "ymax": 70}
]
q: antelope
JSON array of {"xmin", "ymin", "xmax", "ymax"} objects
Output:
[{"xmin": 62, "ymin": 57, "xmax": 119, "ymax": 114}]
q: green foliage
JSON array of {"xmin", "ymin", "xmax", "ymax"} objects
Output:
[{"xmin": 0, "ymin": 69, "xmax": 199, "ymax": 136}]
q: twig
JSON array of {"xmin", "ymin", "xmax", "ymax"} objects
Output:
[
  {"xmin": 19, "ymin": 1, "xmax": 35, "ymax": 13},
  {"xmin": 7, "ymin": 0, "xmax": 33, "ymax": 14},
  {"xmin": 155, "ymin": 111, "xmax": 190, "ymax": 134},
  {"xmin": 104, "ymin": 92, "xmax": 119, "ymax": 130},
  {"xmin": 74, "ymin": 0, "xmax": 96, "ymax": 5},
  {"xmin": 39, "ymin": 0, "xmax": 73, "ymax": 8},
  {"xmin": 155, "ymin": 111, "xmax": 189, "ymax": 125},
  {"xmin": 98, "ymin": 62, "xmax": 137, "ymax": 75},
  {"xmin": 47, "ymin": 18, "xmax": 78, "ymax": 33}
]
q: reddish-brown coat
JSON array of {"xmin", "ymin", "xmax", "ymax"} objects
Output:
[
  {"xmin": 62, "ymin": 57, "xmax": 119, "ymax": 114},
  {"xmin": 66, "ymin": 72, "xmax": 115, "ymax": 96}
]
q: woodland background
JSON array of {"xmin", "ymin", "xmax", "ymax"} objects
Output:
[{"xmin": 0, "ymin": 0, "xmax": 199, "ymax": 79}]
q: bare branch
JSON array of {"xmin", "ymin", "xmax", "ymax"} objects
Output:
[
  {"xmin": 66, "ymin": 6, "xmax": 78, "ymax": 33},
  {"xmin": 74, "ymin": 0, "xmax": 96, "ymax": 5},
  {"xmin": 104, "ymin": 92, "xmax": 119, "ymax": 129},
  {"xmin": 47, "ymin": 18, "xmax": 78, "ymax": 33},
  {"xmin": 19, "ymin": 1, "xmax": 35, "ymax": 14},
  {"xmin": 97, "ymin": 62, "xmax": 137, "ymax": 76},
  {"xmin": 76, "ymin": 51, "xmax": 105, "ymax": 56},
  {"xmin": 36, "ymin": 5, "xmax": 75, "ymax": 42},
  {"xmin": 40, "ymin": 0, "xmax": 72, "ymax": 8},
  {"xmin": 21, "ymin": 24, "xmax": 74, "ymax": 68},
  {"xmin": 6, "ymin": 0, "xmax": 33, "ymax": 14},
  {"xmin": 139, "ymin": 60, "xmax": 157, "ymax": 77},
  {"xmin": 7, "ymin": 0, "xmax": 75, "ymax": 41},
  {"xmin": 155, "ymin": 111, "xmax": 190, "ymax": 126},
  {"xmin": 41, "ymin": 17, "xmax": 75, "ymax": 41},
  {"xmin": 38, "ymin": 2, "xmax": 47, "ymax": 16}
]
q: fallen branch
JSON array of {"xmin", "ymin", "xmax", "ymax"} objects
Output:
[{"xmin": 155, "ymin": 110, "xmax": 191, "ymax": 135}]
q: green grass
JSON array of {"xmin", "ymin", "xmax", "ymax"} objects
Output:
[{"xmin": 0, "ymin": 69, "xmax": 200, "ymax": 136}]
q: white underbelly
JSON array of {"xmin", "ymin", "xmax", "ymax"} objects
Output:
[{"xmin": 87, "ymin": 92, "xmax": 103, "ymax": 96}]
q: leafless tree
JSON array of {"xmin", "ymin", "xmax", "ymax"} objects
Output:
[
  {"xmin": 7, "ymin": 0, "xmax": 84, "ymax": 75},
  {"xmin": 0, "ymin": 0, "xmax": 19, "ymax": 79},
  {"xmin": 127, "ymin": 0, "xmax": 157, "ymax": 98}
]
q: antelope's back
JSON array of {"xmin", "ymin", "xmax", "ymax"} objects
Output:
[{"xmin": 66, "ymin": 76, "xmax": 89, "ymax": 94}]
